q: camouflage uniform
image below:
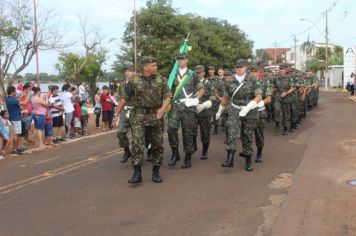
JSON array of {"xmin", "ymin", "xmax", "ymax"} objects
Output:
[
  {"xmin": 123, "ymin": 74, "xmax": 172, "ymax": 167},
  {"xmin": 254, "ymin": 77, "xmax": 272, "ymax": 151},
  {"xmin": 168, "ymin": 69, "xmax": 203, "ymax": 155},
  {"xmin": 225, "ymin": 75, "xmax": 262, "ymax": 156},
  {"xmin": 117, "ymin": 79, "xmax": 133, "ymax": 149},
  {"xmin": 208, "ymin": 75, "xmax": 220, "ymax": 134},
  {"xmin": 273, "ymin": 74, "xmax": 294, "ymax": 133},
  {"xmin": 290, "ymin": 73, "xmax": 299, "ymax": 130}
]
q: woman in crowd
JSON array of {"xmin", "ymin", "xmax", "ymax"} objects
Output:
[
  {"xmin": 31, "ymin": 87, "xmax": 49, "ymax": 148},
  {"xmin": 94, "ymin": 88, "xmax": 102, "ymax": 129}
]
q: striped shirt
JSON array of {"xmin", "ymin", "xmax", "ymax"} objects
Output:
[{"xmin": 49, "ymin": 94, "xmax": 63, "ymax": 117}]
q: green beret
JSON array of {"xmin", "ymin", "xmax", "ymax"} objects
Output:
[{"xmin": 141, "ymin": 56, "xmax": 157, "ymax": 65}]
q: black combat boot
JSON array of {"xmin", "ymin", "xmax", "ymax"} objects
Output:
[
  {"xmin": 181, "ymin": 153, "xmax": 192, "ymax": 169},
  {"xmin": 274, "ymin": 122, "xmax": 280, "ymax": 133},
  {"xmin": 289, "ymin": 123, "xmax": 295, "ymax": 132},
  {"xmin": 145, "ymin": 148, "xmax": 153, "ymax": 161},
  {"xmin": 245, "ymin": 156, "xmax": 253, "ymax": 171},
  {"xmin": 120, "ymin": 147, "xmax": 132, "ymax": 163},
  {"xmin": 255, "ymin": 148, "xmax": 263, "ymax": 163},
  {"xmin": 168, "ymin": 148, "xmax": 180, "ymax": 167},
  {"xmin": 128, "ymin": 165, "xmax": 142, "ymax": 184},
  {"xmin": 200, "ymin": 144, "xmax": 209, "ymax": 160},
  {"xmin": 222, "ymin": 150, "xmax": 235, "ymax": 167},
  {"xmin": 152, "ymin": 165, "xmax": 162, "ymax": 183},
  {"xmin": 239, "ymin": 152, "xmax": 248, "ymax": 158},
  {"xmin": 283, "ymin": 126, "xmax": 289, "ymax": 135}
]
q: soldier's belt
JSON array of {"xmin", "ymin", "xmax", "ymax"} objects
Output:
[
  {"xmin": 134, "ymin": 107, "xmax": 159, "ymax": 114},
  {"xmin": 173, "ymin": 98, "xmax": 188, "ymax": 104},
  {"xmin": 124, "ymin": 106, "xmax": 133, "ymax": 111},
  {"xmin": 231, "ymin": 103, "xmax": 246, "ymax": 110}
]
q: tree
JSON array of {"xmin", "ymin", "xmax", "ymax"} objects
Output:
[
  {"xmin": 0, "ymin": 0, "xmax": 63, "ymax": 97},
  {"xmin": 113, "ymin": 0, "xmax": 253, "ymax": 76},
  {"xmin": 300, "ymin": 35, "xmax": 315, "ymax": 69},
  {"xmin": 56, "ymin": 51, "xmax": 106, "ymax": 91}
]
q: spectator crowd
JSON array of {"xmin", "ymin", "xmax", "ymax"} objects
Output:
[{"xmin": 0, "ymin": 80, "xmax": 119, "ymax": 160}]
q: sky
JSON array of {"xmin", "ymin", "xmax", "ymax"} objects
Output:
[{"xmin": 16, "ymin": 0, "xmax": 356, "ymax": 75}]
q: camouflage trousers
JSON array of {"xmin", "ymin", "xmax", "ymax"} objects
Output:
[
  {"xmin": 281, "ymin": 102, "xmax": 291, "ymax": 128},
  {"xmin": 226, "ymin": 109, "xmax": 257, "ymax": 156},
  {"xmin": 290, "ymin": 98, "xmax": 298, "ymax": 123},
  {"xmin": 117, "ymin": 110, "xmax": 131, "ymax": 148},
  {"xmin": 274, "ymin": 97, "xmax": 282, "ymax": 123},
  {"xmin": 193, "ymin": 108, "xmax": 212, "ymax": 146},
  {"xmin": 131, "ymin": 116, "xmax": 164, "ymax": 166},
  {"xmin": 211, "ymin": 101, "xmax": 219, "ymax": 128},
  {"xmin": 168, "ymin": 106, "xmax": 197, "ymax": 154},
  {"xmin": 117, "ymin": 110, "xmax": 150, "ymax": 150},
  {"xmin": 254, "ymin": 115, "xmax": 266, "ymax": 149}
]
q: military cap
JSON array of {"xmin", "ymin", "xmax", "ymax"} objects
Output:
[
  {"xmin": 177, "ymin": 52, "xmax": 188, "ymax": 59},
  {"xmin": 124, "ymin": 62, "xmax": 135, "ymax": 70},
  {"xmin": 195, "ymin": 65, "xmax": 205, "ymax": 72},
  {"xmin": 249, "ymin": 65, "xmax": 258, "ymax": 72},
  {"xmin": 141, "ymin": 56, "xmax": 157, "ymax": 65},
  {"xmin": 208, "ymin": 65, "xmax": 215, "ymax": 70},
  {"xmin": 223, "ymin": 69, "xmax": 233, "ymax": 76},
  {"xmin": 279, "ymin": 64, "xmax": 287, "ymax": 69},
  {"xmin": 235, "ymin": 59, "xmax": 247, "ymax": 67}
]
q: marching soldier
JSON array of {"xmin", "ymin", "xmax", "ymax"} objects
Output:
[
  {"xmin": 116, "ymin": 63, "xmax": 153, "ymax": 163},
  {"xmin": 250, "ymin": 66, "xmax": 272, "ymax": 163},
  {"xmin": 207, "ymin": 65, "xmax": 220, "ymax": 135},
  {"xmin": 115, "ymin": 57, "xmax": 172, "ymax": 184},
  {"xmin": 193, "ymin": 65, "xmax": 215, "ymax": 160},
  {"xmin": 272, "ymin": 64, "xmax": 296, "ymax": 135},
  {"xmin": 167, "ymin": 52, "xmax": 204, "ymax": 168},
  {"xmin": 289, "ymin": 68, "xmax": 299, "ymax": 132},
  {"xmin": 217, "ymin": 59, "xmax": 262, "ymax": 171}
]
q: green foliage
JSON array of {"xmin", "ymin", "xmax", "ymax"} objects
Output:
[
  {"xmin": 55, "ymin": 51, "xmax": 105, "ymax": 91},
  {"xmin": 113, "ymin": 0, "xmax": 253, "ymax": 76}
]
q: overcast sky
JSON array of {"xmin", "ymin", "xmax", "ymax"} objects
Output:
[{"xmin": 18, "ymin": 0, "xmax": 356, "ymax": 75}]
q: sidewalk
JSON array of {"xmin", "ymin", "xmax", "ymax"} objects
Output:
[
  {"xmin": 271, "ymin": 92, "xmax": 356, "ymax": 235},
  {"xmin": 7, "ymin": 109, "xmax": 117, "ymax": 156}
]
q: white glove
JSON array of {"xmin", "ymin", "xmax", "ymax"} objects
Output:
[
  {"xmin": 215, "ymin": 104, "xmax": 226, "ymax": 120},
  {"xmin": 257, "ymin": 100, "xmax": 265, "ymax": 108},
  {"xmin": 239, "ymin": 100, "xmax": 258, "ymax": 117},
  {"xmin": 185, "ymin": 98, "xmax": 199, "ymax": 107},
  {"xmin": 196, "ymin": 100, "xmax": 212, "ymax": 113}
]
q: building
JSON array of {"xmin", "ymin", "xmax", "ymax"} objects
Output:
[
  {"xmin": 255, "ymin": 48, "xmax": 289, "ymax": 66},
  {"xmin": 286, "ymin": 43, "xmax": 337, "ymax": 71}
]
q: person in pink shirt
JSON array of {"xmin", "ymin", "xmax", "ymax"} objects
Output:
[{"xmin": 31, "ymin": 87, "xmax": 49, "ymax": 148}]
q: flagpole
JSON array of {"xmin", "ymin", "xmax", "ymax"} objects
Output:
[
  {"xmin": 33, "ymin": 0, "xmax": 40, "ymax": 86},
  {"xmin": 133, "ymin": 0, "xmax": 137, "ymax": 74}
]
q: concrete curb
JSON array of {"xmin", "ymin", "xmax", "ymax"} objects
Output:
[{"xmin": 22, "ymin": 130, "xmax": 116, "ymax": 154}]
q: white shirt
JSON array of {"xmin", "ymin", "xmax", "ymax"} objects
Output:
[
  {"xmin": 61, "ymin": 91, "xmax": 74, "ymax": 113},
  {"xmin": 178, "ymin": 67, "xmax": 188, "ymax": 77},
  {"xmin": 235, "ymin": 73, "xmax": 247, "ymax": 84}
]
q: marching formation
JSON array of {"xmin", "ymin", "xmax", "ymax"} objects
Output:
[{"xmin": 114, "ymin": 53, "xmax": 320, "ymax": 185}]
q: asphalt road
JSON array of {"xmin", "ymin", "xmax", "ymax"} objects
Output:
[{"xmin": 0, "ymin": 91, "xmax": 351, "ymax": 236}]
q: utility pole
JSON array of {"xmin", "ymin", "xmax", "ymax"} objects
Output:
[
  {"xmin": 324, "ymin": 10, "xmax": 329, "ymax": 88},
  {"xmin": 274, "ymin": 41, "xmax": 277, "ymax": 66},
  {"xmin": 293, "ymin": 35, "xmax": 297, "ymax": 69},
  {"xmin": 33, "ymin": 0, "xmax": 40, "ymax": 86},
  {"xmin": 133, "ymin": 0, "xmax": 137, "ymax": 74}
]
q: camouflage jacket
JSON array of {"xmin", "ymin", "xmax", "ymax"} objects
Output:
[{"xmin": 224, "ymin": 74, "xmax": 262, "ymax": 119}]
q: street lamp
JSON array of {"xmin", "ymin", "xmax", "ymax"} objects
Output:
[{"xmin": 299, "ymin": 18, "xmax": 324, "ymax": 36}]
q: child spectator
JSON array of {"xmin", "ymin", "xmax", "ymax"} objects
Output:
[
  {"xmin": 71, "ymin": 96, "xmax": 82, "ymax": 139},
  {"xmin": 0, "ymin": 110, "xmax": 11, "ymax": 160},
  {"xmin": 44, "ymin": 109, "xmax": 55, "ymax": 147},
  {"xmin": 80, "ymin": 101, "xmax": 89, "ymax": 136},
  {"xmin": 49, "ymin": 85, "xmax": 65, "ymax": 143}
]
